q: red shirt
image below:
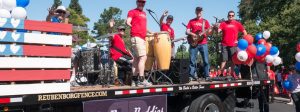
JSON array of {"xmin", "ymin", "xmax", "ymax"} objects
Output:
[
  {"xmin": 219, "ymin": 20, "xmax": 245, "ymax": 46},
  {"xmin": 127, "ymin": 8, "xmax": 147, "ymax": 40},
  {"xmin": 110, "ymin": 34, "xmax": 130, "ymax": 61},
  {"xmin": 161, "ymin": 23, "xmax": 174, "ymax": 40},
  {"xmin": 187, "ymin": 18, "xmax": 210, "ymax": 45}
]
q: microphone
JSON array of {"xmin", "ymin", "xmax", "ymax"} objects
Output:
[{"xmin": 146, "ymin": 9, "xmax": 154, "ymax": 13}]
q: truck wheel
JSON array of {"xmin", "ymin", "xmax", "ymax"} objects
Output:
[
  {"xmin": 222, "ymin": 92, "xmax": 236, "ymax": 112},
  {"xmin": 188, "ymin": 93, "xmax": 225, "ymax": 112}
]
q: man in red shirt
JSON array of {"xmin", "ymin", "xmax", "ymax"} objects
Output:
[
  {"xmin": 218, "ymin": 10, "xmax": 247, "ymax": 77},
  {"xmin": 110, "ymin": 26, "xmax": 133, "ymax": 66},
  {"xmin": 160, "ymin": 10, "xmax": 175, "ymax": 57},
  {"xmin": 186, "ymin": 7, "xmax": 211, "ymax": 81},
  {"xmin": 126, "ymin": 0, "xmax": 152, "ymax": 87}
]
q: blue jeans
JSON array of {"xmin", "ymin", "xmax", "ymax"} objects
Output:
[{"xmin": 189, "ymin": 44, "xmax": 210, "ymax": 78}]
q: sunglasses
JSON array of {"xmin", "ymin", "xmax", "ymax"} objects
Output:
[
  {"xmin": 228, "ymin": 15, "xmax": 234, "ymax": 17},
  {"xmin": 56, "ymin": 10, "xmax": 66, "ymax": 14},
  {"xmin": 119, "ymin": 29, "xmax": 125, "ymax": 31}
]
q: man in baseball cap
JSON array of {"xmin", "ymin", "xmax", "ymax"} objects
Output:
[
  {"xmin": 160, "ymin": 10, "xmax": 175, "ymax": 57},
  {"xmin": 127, "ymin": 0, "xmax": 152, "ymax": 87}
]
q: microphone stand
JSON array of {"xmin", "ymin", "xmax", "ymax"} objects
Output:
[{"xmin": 147, "ymin": 10, "xmax": 160, "ymax": 27}]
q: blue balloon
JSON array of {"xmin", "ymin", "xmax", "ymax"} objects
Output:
[
  {"xmin": 296, "ymin": 62, "xmax": 300, "ymax": 71},
  {"xmin": 238, "ymin": 39, "xmax": 248, "ymax": 50},
  {"xmin": 283, "ymin": 80, "xmax": 293, "ymax": 91},
  {"xmin": 16, "ymin": 0, "xmax": 30, "ymax": 8},
  {"xmin": 255, "ymin": 33, "xmax": 263, "ymax": 41},
  {"xmin": 270, "ymin": 46, "xmax": 279, "ymax": 55},
  {"xmin": 256, "ymin": 44, "xmax": 266, "ymax": 56}
]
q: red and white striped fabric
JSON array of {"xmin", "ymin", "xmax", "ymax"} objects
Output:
[
  {"xmin": 115, "ymin": 87, "xmax": 174, "ymax": 95},
  {"xmin": 210, "ymin": 83, "xmax": 242, "ymax": 89},
  {"xmin": 0, "ymin": 19, "xmax": 72, "ymax": 96}
]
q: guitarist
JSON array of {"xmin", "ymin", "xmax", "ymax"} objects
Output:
[
  {"xmin": 217, "ymin": 11, "xmax": 247, "ymax": 78},
  {"xmin": 186, "ymin": 7, "xmax": 212, "ymax": 81}
]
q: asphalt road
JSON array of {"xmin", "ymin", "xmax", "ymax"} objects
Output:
[{"xmin": 235, "ymin": 98, "xmax": 296, "ymax": 112}]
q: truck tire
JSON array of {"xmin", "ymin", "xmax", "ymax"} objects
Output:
[
  {"xmin": 222, "ymin": 92, "xmax": 236, "ymax": 112},
  {"xmin": 188, "ymin": 93, "xmax": 225, "ymax": 112}
]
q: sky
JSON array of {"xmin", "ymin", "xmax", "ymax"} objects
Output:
[{"xmin": 27, "ymin": 0, "xmax": 241, "ymax": 49}]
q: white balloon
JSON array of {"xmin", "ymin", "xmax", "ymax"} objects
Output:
[
  {"xmin": 295, "ymin": 52, "xmax": 300, "ymax": 62},
  {"xmin": 263, "ymin": 31, "xmax": 271, "ymax": 40},
  {"xmin": 266, "ymin": 55, "xmax": 274, "ymax": 63},
  {"xmin": 237, "ymin": 51, "xmax": 248, "ymax": 62},
  {"xmin": 2, "ymin": 0, "xmax": 16, "ymax": 11},
  {"xmin": 11, "ymin": 7, "xmax": 27, "ymax": 19},
  {"xmin": 0, "ymin": 9, "xmax": 11, "ymax": 18},
  {"xmin": 273, "ymin": 57, "xmax": 282, "ymax": 66}
]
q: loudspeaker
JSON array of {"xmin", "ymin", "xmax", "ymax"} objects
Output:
[{"xmin": 168, "ymin": 59, "xmax": 190, "ymax": 84}]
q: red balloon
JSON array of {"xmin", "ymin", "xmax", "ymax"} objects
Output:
[
  {"xmin": 255, "ymin": 54, "xmax": 266, "ymax": 63},
  {"xmin": 243, "ymin": 34, "xmax": 254, "ymax": 45},
  {"xmin": 297, "ymin": 43, "xmax": 300, "ymax": 52},
  {"xmin": 232, "ymin": 53, "xmax": 243, "ymax": 65},
  {"xmin": 257, "ymin": 39, "xmax": 266, "ymax": 45},
  {"xmin": 265, "ymin": 42, "xmax": 272, "ymax": 54},
  {"xmin": 243, "ymin": 57, "xmax": 253, "ymax": 65},
  {"xmin": 246, "ymin": 45, "xmax": 257, "ymax": 58}
]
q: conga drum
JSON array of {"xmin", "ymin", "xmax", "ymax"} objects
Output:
[
  {"xmin": 153, "ymin": 32, "xmax": 171, "ymax": 70},
  {"xmin": 145, "ymin": 34, "xmax": 155, "ymax": 71}
]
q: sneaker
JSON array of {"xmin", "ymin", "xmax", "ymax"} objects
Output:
[
  {"xmin": 131, "ymin": 80, "xmax": 139, "ymax": 87},
  {"xmin": 287, "ymin": 101, "xmax": 293, "ymax": 105},
  {"xmin": 205, "ymin": 77, "xmax": 212, "ymax": 82},
  {"xmin": 141, "ymin": 80, "xmax": 152, "ymax": 87}
]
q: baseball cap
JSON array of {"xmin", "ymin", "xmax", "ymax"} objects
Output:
[
  {"xmin": 56, "ymin": 6, "xmax": 66, "ymax": 13},
  {"xmin": 167, "ymin": 15, "xmax": 174, "ymax": 19},
  {"xmin": 195, "ymin": 7, "xmax": 203, "ymax": 11}
]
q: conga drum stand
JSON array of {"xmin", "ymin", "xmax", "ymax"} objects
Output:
[{"xmin": 146, "ymin": 62, "xmax": 173, "ymax": 85}]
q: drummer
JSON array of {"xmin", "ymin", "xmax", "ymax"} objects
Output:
[
  {"xmin": 127, "ymin": 0, "xmax": 152, "ymax": 87},
  {"xmin": 160, "ymin": 10, "xmax": 175, "ymax": 58}
]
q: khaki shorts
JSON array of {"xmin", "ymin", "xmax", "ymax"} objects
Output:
[{"xmin": 131, "ymin": 37, "xmax": 146, "ymax": 57}]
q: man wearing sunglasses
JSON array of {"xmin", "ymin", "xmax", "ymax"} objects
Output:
[
  {"xmin": 160, "ymin": 10, "xmax": 175, "ymax": 58},
  {"xmin": 126, "ymin": 0, "xmax": 152, "ymax": 87},
  {"xmin": 46, "ymin": 5, "xmax": 69, "ymax": 24},
  {"xmin": 217, "ymin": 11, "xmax": 247, "ymax": 78}
]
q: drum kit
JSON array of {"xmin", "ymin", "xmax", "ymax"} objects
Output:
[{"xmin": 71, "ymin": 40, "xmax": 116, "ymax": 87}]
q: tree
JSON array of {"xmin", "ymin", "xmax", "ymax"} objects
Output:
[
  {"xmin": 93, "ymin": 7, "xmax": 125, "ymax": 37},
  {"xmin": 69, "ymin": 0, "xmax": 82, "ymax": 14},
  {"xmin": 67, "ymin": 1, "xmax": 91, "ymax": 45},
  {"xmin": 51, "ymin": 0, "xmax": 62, "ymax": 9},
  {"xmin": 239, "ymin": 0, "xmax": 300, "ymax": 66},
  {"xmin": 175, "ymin": 44, "xmax": 189, "ymax": 59}
]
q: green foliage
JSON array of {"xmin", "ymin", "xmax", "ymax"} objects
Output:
[
  {"xmin": 239, "ymin": 0, "xmax": 300, "ymax": 66},
  {"xmin": 51, "ymin": 0, "xmax": 62, "ymax": 9},
  {"xmin": 69, "ymin": 0, "xmax": 82, "ymax": 14},
  {"xmin": 175, "ymin": 51, "xmax": 189, "ymax": 59},
  {"xmin": 93, "ymin": 7, "xmax": 125, "ymax": 37},
  {"xmin": 68, "ymin": 8, "xmax": 90, "ymax": 27}
]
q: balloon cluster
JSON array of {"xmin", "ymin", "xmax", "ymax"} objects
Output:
[
  {"xmin": 0, "ymin": 0, "xmax": 30, "ymax": 19},
  {"xmin": 233, "ymin": 31, "xmax": 282, "ymax": 66},
  {"xmin": 295, "ymin": 43, "xmax": 300, "ymax": 71}
]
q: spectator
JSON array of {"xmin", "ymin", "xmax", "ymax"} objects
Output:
[{"xmin": 46, "ymin": 5, "xmax": 69, "ymax": 24}]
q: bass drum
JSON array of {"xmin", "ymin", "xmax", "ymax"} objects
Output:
[{"xmin": 153, "ymin": 32, "xmax": 172, "ymax": 70}]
